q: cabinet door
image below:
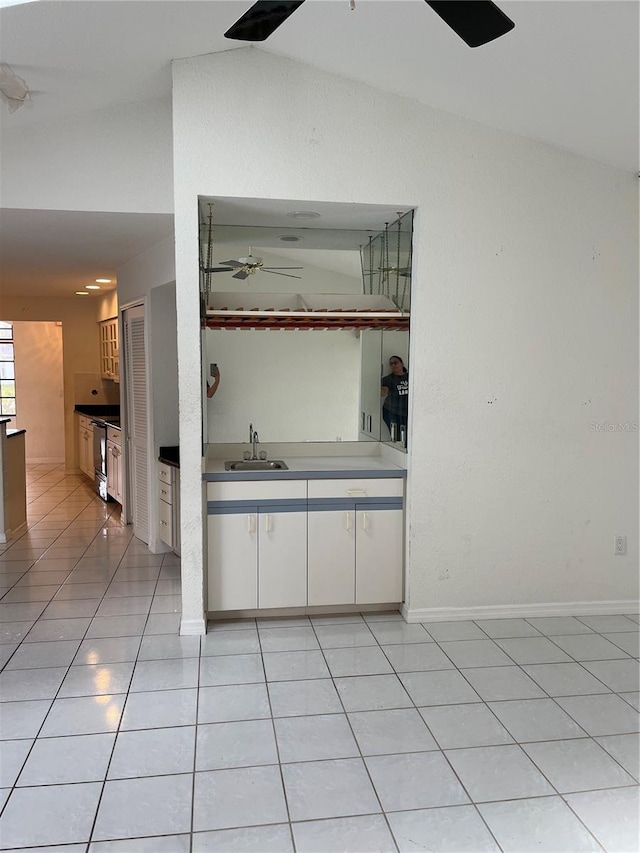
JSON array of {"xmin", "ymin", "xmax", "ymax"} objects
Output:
[
  {"xmin": 258, "ymin": 511, "xmax": 306, "ymax": 609},
  {"xmin": 107, "ymin": 440, "xmax": 117, "ymax": 499},
  {"xmin": 208, "ymin": 513, "xmax": 258, "ymax": 611},
  {"xmin": 308, "ymin": 511, "xmax": 355, "ymax": 606},
  {"xmin": 108, "ymin": 441, "xmax": 124, "ymax": 504},
  {"xmin": 80, "ymin": 427, "xmax": 93, "ymax": 478},
  {"xmin": 158, "ymin": 497, "xmax": 173, "ymax": 547},
  {"xmin": 172, "ymin": 470, "xmax": 180, "ymax": 556},
  {"xmin": 355, "ymin": 509, "xmax": 404, "ymax": 604}
]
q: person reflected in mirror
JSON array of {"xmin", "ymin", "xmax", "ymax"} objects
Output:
[
  {"xmin": 381, "ymin": 356, "xmax": 408, "ymax": 439},
  {"xmin": 207, "ymin": 364, "xmax": 220, "ymax": 399}
]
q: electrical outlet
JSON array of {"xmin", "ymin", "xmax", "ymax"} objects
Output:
[{"xmin": 614, "ymin": 535, "xmax": 626, "ymax": 555}]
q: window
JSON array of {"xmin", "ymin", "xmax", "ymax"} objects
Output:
[{"xmin": 0, "ymin": 322, "xmax": 16, "ymax": 416}]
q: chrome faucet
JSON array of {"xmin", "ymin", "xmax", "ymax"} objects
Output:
[{"xmin": 249, "ymin": 423, "xmax": 259, "ymax": 459}]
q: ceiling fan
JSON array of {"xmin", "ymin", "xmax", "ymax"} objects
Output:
[
  {"xmin": 224, "ymin": 0, "xmax": 515, "ymax": 48},
  {"xmin": 202, "ymin": 251, "xmax": 303, "ymax": 281}
]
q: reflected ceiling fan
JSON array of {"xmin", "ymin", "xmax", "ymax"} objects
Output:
[
  {"xmin": 224, "ymin": 0, "xmax": 515, "ymax": 48},
  {"xmin": 202, "ymin": 251, "xmax": 303, "ymax": 281}
]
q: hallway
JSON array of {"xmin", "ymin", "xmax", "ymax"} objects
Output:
[{"xmin": 0, "ymin": 464, "xmax": 638, "ymax": 851}]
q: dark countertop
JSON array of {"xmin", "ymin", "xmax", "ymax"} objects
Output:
[
  {"xmin": 75, "ymin": 405, "xmax": 121, "ymax": 430},
  {"xmin": 159, "ymin": 446, "xmax": 180, "ymax": 468},
  {"xmin": 75, "ymin": 405, "xmax": 120, "ymax": 416}
]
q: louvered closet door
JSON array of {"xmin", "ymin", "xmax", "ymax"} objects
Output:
[{"xmin": 123, "ymin": 304, "xmax": 149, "ymax": 542}]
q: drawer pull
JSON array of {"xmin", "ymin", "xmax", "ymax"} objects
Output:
[
  {"xmin": 346, "ymin": 488, "xmax": 367, "ymax": 497},
  {"xmin": 344, "ymin": 511, "xmax": 352, "ymax": 531},
  {"xmin": 247, "ymin": 514, "xmax": 255, "ymax": 534},
  {"xmin": 264, "ymin": 514, "xmax": 272, "ymax": 533},
  {"xmin": 362, "ymin": 512, "xmax": 369, "ymax": 531}
]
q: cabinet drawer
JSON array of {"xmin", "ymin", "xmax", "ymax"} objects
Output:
[
  {"xmin": 308, "ymin": 478, "xmax": 404, "ymax": 500},
  {"xmin": 159, "ymin": 462, "xmax": 174, "ymax": 485},
  {"xmin": 107, "ymin": 427, "xmax": 121, "ymax": 444},
  {"xmin": 158, "ymin": 497, "xmax": 173, "ymax": 545},
  {"xmin": 207, "ymin": 480, "xmax": 306, "ymax": 502},
  {"xmin": 159, "ymin": 480, "xmax": 173, "ymax": 505}
]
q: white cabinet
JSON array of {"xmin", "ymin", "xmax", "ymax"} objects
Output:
[
  {"xmin": 355, "ymin": 507, "xmax": 403, "ymax": 604},
  {"xmin": 158, "ymin": 462, "xmax": 180, "ymax": 554},
  {"xmin": 77, "ymin": 415, "xmax": 93, "ymax": 479},
  {"xmin": 207, "ymin": 480, "xmax": 307, "ymax": 612},
  {"xmin": 99, "ymin": 317, "xmax": 120, "ymax": 382},
  {"xmin": 207, "ymin": 475, "xmax": 404, "ymax": 612},
  {"xmin": 258, "ymin": 510, "xmax": 307, "ymax": 609},
  {"xmin": 208, "ymin": 512, "xmax": 258, "ymax": 610},
  {"xmin": 308, "ymin": 511, "xmax": 355, "ymax": 606},
  {"xmin": 308, "ymin": 478, "xmax": 404, "ymax": 606},
  {"xmin": 106, "ymin": 426, "xmax": 123, "ymax": 504}
]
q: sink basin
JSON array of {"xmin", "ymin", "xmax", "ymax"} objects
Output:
[{"xmin": 224, "ymin": 460, "xmax": 289, "ymax": 471}]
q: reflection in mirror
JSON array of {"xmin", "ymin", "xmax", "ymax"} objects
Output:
[
  {"xmin": 205, "ymin": 328, "xmax": 360, "ymax": 443},
  {"xmin": 200, "ymin": 206, "xmax": 412, "ymax": 450},
  {"xmin": 359, "ymin": 330, "xmax": 410, "ymax": 448}
]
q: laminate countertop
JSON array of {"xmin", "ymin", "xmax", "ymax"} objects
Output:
[{"xmin": 203, "ymin": 455, "xmax": 406, "ymax": 482}]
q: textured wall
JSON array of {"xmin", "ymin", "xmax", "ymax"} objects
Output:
[
  {"xmin": 1, "ymin": 97, "xmax": 173, "ymax": 214},
  {"xmin": 0, "ymin": 298, "xmax": 102, "ymax": 468},
  {"xmin": 172, "ymin": 48, "xmax": 638, "ymax": 623}
]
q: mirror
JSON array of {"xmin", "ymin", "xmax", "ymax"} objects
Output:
[
  {"xmin": 201, "ymin": 215, "xmax": 412, "ymax": 449},
  {"xmin": 359, "ymin": 330, "xmax": 410, "ymax": 445}
]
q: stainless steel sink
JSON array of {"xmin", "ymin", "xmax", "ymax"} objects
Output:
[{"xmin": 224, "ymin": 460, "xmax": 289, "ymax": 471}]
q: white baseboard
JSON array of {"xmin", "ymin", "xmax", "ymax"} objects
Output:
[
  {"xmin": 0, "ymin": 522, "xmax": 28, "ymax": 545},
  {"xmin": 180, "ymin": 617, "xmax": 207, "ymax": 636},
  {"xmin": 402, "ymin": 599, "xmax": 639, "ymax": 623}
]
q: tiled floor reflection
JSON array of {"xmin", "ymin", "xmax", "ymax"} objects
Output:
[{"xmin": 0, "ymin": 463, "xmax": 638, "ymax": 851}]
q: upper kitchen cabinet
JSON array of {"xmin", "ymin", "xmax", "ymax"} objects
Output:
[{"xmin": 99, "ymin": 317, "xmax": 120, "ymax": 382}]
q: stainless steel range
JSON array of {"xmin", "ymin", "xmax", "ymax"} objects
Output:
[{"xmin": 91, "ymin": 420, "xmax": 110, "ymax": 501}]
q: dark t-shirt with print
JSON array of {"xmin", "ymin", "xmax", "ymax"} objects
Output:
[{"xmin": 381, "ymin": 372, "xmax": 409, "ymax": 419}]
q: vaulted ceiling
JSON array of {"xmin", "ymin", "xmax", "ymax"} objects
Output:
[{"xmin": 1, "ymin": 0, "xmax": 637, "ymax": 298}]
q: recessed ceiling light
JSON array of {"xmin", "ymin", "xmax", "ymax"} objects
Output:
[
  {"xmin": 279, "ymin": 235, "xmax": 303, "ymax": 242},
  {"xmin": 86, "ymin": 284, "xmax": 101, "ymax": 290},
  {"xmin": 75, "ymin": 291, "xmax": 89, "ymax": 296},
  {"xmin": 286, "ymin": 211, "xmax": 321, "ymax": 220},
  {"xmin": 95, "ymin": 278, "xmax": 111, "ymax": 283}
]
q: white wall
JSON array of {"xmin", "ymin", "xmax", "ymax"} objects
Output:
[
  {"xmin": 173, "ymin": 49, "xmax": 638, "ymax": 625},
  {"xmin": 13, "ymin": 322, "xmax": 65, "ymax": 463},
  {"xmin": 149, "ymin": 282, "xmax": 179, "ymax": 451},
  {"xmin": 116, "ymin": 238, "xmax": 178, "ymax": 552},
  {"xmin": 0, "ymin": 297, "xmax": 110, "ymax": 468},
  {"xmin": 0, "ymin": 97, "xmax": 173, "ymax": 214},
  {"xmin": 205, "ymin": 329, "xmax": 360, "ymax": 443}
]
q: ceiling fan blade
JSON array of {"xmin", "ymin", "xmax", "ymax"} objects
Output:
[
  {"xmin": 224, "ymin": 0, "xmax": 306, "ymax": 41},
  {"xmin": 220, "ymin": 260, "xmax": 244, "ymax": 268},
  {"xmin": 232, "ymin": 270, "xmax": 250, "ymax": 280},
  {"xmin": 263, "ymin": 269, "xmax": 302, "ymax": 279},
  {"xmin": 262, "ymin": 267, "xmax": 304, "ymax": 271},
  {"xmin": 202, "ymin": 267, "xmax": 235, "ymax": 273},
  {"xmin": 425, "ymin": 1, "xmax": 514, "ymax": 47}
]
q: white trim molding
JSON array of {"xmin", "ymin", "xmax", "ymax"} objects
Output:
[
  {"xmin": 402, "ymin": 600, "xmax": 639, "ymax": 623},
  {"xmin": 180, "ymin": 617, "xmax": 207, "ymax": 636}
]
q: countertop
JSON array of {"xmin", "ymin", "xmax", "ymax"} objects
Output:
[
  {"xmin": 203, "ymin": 454, "xmax": 406, "ymax": 481},
  {"xmin": 159, "ymin": 446, "xmax": 180, "ymax": 469},
  {"xmin": 75, "ymin": 405, "xmax": 121, "ymax": 430}
]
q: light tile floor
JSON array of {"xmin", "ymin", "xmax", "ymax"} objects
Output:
[{"xmin": 0, "ymin": 463, "xmax": 638, "ymax": 851}]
